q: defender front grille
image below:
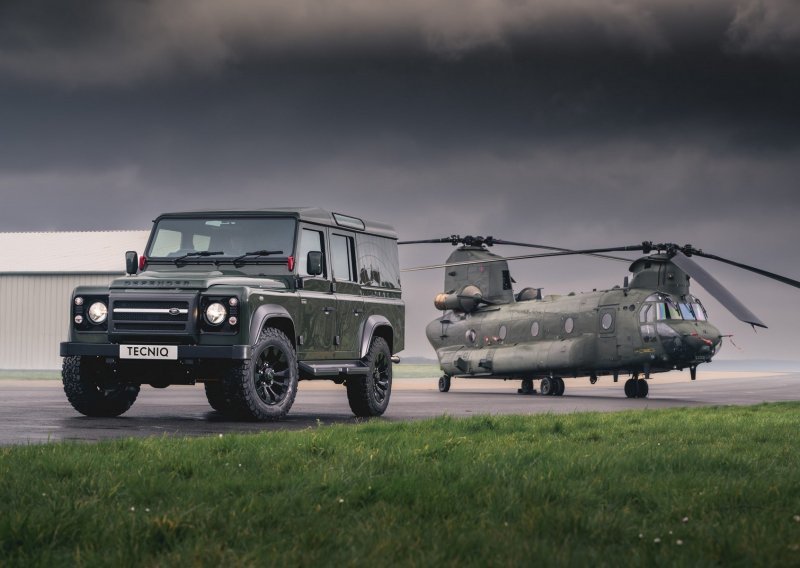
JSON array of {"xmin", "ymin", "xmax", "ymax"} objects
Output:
[{"xmin": 109, "ymin": 294, "xmax": 198, "ymax": 340}]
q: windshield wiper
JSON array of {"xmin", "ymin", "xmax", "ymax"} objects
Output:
[
  {"xmin": 232, "ymin": 249, "xmax": 284, "ymax": 267},
  {"xmin": 173, "ymin": 250, "xmax": 224, "ymax": 265}
]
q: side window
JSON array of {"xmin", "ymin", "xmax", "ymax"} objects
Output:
[
  {"xmin": 298, "ymin": 228, "xmax": 326, "ymax": 277},
  {"xmin": 356, "ymin": 234, "xmax": 401, "ymax": 289},
  {"xmin": 331, "ymin": 234, "xmax": 356, "ymax": 282}
]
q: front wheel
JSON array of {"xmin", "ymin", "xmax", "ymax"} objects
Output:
[
  {"xmin": 62, "ymin": 356, "xmax": 140, "ymax": 417},
  {"xmin": 347, "ymin": 337, "xmax": 392, "ymax": 417},
  {"xmin": 438, "ymin": 375, "xmax": 451, "ymax": 392},
  {"xmin": 225, "ymin": 328, "xmax": 299, "ymax": 421}
]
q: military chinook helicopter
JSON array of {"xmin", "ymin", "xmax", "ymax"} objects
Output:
[{"xmin": 400, "ymin": 236, "xmax": 800, "ymax": 398}]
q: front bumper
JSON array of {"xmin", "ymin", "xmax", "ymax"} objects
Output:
[{"xmin": 60, "ymin": 342, "xmax": 251, "ymax": 360}]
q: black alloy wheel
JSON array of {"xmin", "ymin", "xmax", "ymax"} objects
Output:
[{"xmin": 254, "ymin": 344, "xmax": 292, "ymax": 406}]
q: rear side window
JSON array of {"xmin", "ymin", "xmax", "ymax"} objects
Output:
[{"xmin": 356, "ymin": 234, "xmax": 400, "ymax": 289}]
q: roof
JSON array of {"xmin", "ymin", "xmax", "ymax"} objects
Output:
[
  {"xmin": 156, "ymin": 207, "xmax": 398, "ymax": 239},
  {"xmin": 0, "ymin": 231, "xmax": 151, "ymax": 274}
]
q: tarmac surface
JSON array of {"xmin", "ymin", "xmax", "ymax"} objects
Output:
[{"xmin": 2, "ymin": 371, "xmax": 799, "ymax": 446}]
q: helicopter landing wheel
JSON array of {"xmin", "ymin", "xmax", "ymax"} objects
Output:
[
  {"xmin": 540, "ymin": 377, "xmax": 555, "ymax": 396},
  {"xmin": 438, "ymin": 375, "xmax": 451, "ymax": 393},
  {"xmin": 553, "ymin": 377, "xmax": 565, "ymax": 396},
  {"xmin": 518, "ymin": 378, "xmax": 535, "ymax": 395},
  {"xmin": 624, "ymin": 378, "xmax": 649, "ymax": 398}
]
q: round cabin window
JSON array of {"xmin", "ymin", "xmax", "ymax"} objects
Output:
[
  {"xmin": 601, "ymin": 312, "xmax": 614, "ymax": 330},
  {"xmin": 564, "ymin": 317, "xmax": 574, "ymax": 334},
  {"xmin": 498, "ymin": 325, "xmax": 507, "ymax": 340},
  {"xmin": 531, "ymin": 321, "xmax": 540, "ymax": 337},
  {"xmin": 466, "ymin": 329, "xmax": 477, "ymax": 344}
]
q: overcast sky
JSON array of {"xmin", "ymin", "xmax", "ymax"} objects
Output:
[{"xmin": 2, "ymin": 0, "xmax": 799, "ymax": 361}]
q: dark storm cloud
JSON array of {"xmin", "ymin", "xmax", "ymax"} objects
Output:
[{"xmin": 1, "ymin": 0, "xmax": 799, "ymax": 86}]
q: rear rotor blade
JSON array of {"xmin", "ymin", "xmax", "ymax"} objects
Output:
[
  {"xmin": 489, "ymin": 239, "xmax": 632, "ymax": 263},
  {"xmin": 670, "ymin": 250, "xmax": 766, "ymax": 328}
]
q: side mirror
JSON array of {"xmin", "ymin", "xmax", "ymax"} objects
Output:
[
  {"xmin": 307, "ymin": 251, "xmax": 323, "ymax": 276},
  {"xmin": 125, "ymin": 251, "xmax": 138, "ymax": 275}
]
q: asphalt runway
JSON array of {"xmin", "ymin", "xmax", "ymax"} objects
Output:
[{"xmin": 2, "ymin": 372, "xmax": 799, "ymax": 446}]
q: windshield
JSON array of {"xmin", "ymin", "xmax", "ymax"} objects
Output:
[{"xmin": 147, "ymin": 217, "xmax": 296, "ymax": 260}]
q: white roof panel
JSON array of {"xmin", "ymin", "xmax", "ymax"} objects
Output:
[{"xmin": 0, "ymin": 231, "xmax": 150, "ymax": 273}]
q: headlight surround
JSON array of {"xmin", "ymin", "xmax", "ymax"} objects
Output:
[
  {"xmin": 205, "ymin": 302, "xmax": 227, "ymax": 326},
  {"xmin": 87, "ymin": 301, "xmax": 108, "ymax": 324}
]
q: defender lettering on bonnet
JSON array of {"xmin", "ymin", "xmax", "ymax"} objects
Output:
[{"xmin": 60, "ymin": 208, "xmax": 404, "ymax": 422}]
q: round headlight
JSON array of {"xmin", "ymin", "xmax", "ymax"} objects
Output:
[
  {"xmin": 87, "ymin": 302, "xmax": 108, "ymax": 324},
  {"xmin": 205, "ymin": 302, "xmax": 227, "ymax": 325}
]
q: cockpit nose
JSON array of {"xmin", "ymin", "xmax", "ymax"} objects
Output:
[
  {"xmin": 682, "ymin": 323, "xmax": 723, "ymax": 357},
  {"xmin": 658, "ymin": 320, "xmax": 722, "ymax": 362}
]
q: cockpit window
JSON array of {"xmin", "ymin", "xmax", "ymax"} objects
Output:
[
  {"xmin": 678, "ymin": 303, "xmax": 696, "ymax": 320},
  {"xmin": 692, "ymin": 301, "xmax": 708, "ymax": 321},
  {"xmin": 656, "ymin": 299, "xmax": 682, "ymax": 320}
]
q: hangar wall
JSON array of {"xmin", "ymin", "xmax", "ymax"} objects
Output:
[
  {"xmin": 0, "ymin": 230, "xmax": 151, "ymax": 371},
  {"xmin": 0, "ymin": 273, "xmax": 120, "ymax": 370}
]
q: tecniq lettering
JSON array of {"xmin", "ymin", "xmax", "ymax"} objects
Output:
[{"xmin": 126, "ymin": 346, "xmax": 170, "ymax": 358}]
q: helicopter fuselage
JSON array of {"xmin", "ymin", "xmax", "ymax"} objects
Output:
[{"xmin": 426, "ymin": 286, "xmax": 722, "ymax": 380}]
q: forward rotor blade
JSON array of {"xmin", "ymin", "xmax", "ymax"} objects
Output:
[
  {"xmin": 397, "ymin": 237, "xmax": 457, "ymax": 245},
  {"xmin": 402, "ymin": 244, "xmax": 646, "ymax": 272},
  {"xmin": 489, "ymin": 239, "xmax": 632, "ymax": 263},
  {"xmin": 690, "ymin": 251, "xmax": 800, "ymax": 290},
  {"xmin": 670, "ymin": 251, "xmax": 766, "ymax": 328}
]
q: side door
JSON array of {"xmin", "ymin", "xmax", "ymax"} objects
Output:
[
  {"xmin": 296, "ymin": 226, "xmax": 335, "ymax": 359},
  {"xmin": 597, "ymin": 305, "xmax": 619, "ymax": 365},
  {"xmin": 330, "ymin": 231, "xmax": 364, "ymax": 359}
]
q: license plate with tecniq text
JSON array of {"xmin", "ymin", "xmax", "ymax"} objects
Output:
[{"xmin": 119, "ymin": 345, "xmax": 177, "ymax": 360}]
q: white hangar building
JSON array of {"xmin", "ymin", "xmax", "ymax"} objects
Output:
[{"xmin": 0, "ymin": 231, "xmax": 150, "ymax": 370}]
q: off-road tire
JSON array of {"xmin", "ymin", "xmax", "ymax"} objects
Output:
[
  {"xmin": 224, "ymin": 328, "xmax": 298, "ymax": 421},
  {"xmin": 347, "ymin": 337, "xmax": 392, "ymax": 417},
  {"xmin": 62, "ymin": 356, "xmax": 140, "ymax": 417},
  {"xmin": 204, "ymin": 382, "xmax": 231, "ymax": 413}
]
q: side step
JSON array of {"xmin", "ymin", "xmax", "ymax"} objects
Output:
[{"xmin": 299, "ymin": 361, "xmax": 370, "ymax": 378}]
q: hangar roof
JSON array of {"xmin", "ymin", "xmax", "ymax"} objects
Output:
[{"xmin": 0, "ymin": 231, "xmax": 150, "ymax": 274}]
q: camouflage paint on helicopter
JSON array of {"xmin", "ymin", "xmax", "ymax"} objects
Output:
[{"xmin": 402, "ymin": 237, "xmax": 800, "ymax": 398}]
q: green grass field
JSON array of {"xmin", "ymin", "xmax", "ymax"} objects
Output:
[{"xmin": 2, "ymin": 404, "xmax": 800, "ymax": 566}]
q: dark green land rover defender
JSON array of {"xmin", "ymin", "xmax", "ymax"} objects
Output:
[{"xmin": 59, "ymin": 208, "xmax": 404, "ymax": 420}]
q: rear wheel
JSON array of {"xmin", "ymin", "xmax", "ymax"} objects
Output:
[
  {"xmin": 540, "ymin": 377, "xmax": 554, "ymax": 396},
  {"xmin": 347, "ymin": 337, "xmax": 392, "ymax": 417},
  {"xmin": 624, "ymin": 377, "xmax": 649, "ymax": 398},
  {"xmin": 62, "ymin": 356, "xmax": 139, "ymax": 417},
  {"xmin": 554, "ymin": 377, "xmax": 565, "ymax": 396},
  {"xmin": 225, "ymin": 328, "xmax": 298, "ymax": 421}
]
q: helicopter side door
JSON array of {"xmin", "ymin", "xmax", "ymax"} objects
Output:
[{"xmin": 597, "ymin": 305, "xmax": 619, "ymax": 364}]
